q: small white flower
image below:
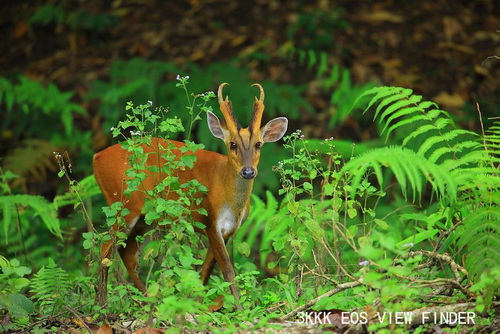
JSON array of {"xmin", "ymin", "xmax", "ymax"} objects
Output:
[
  {"xmin": 176, "ymin": 74, "xmax": 180, "ymax": 80},
  {"xmin": 186, "ymin": 75, "xmax": 190, "ymax": 79},
  {"xmin": 110, "ymin": 127, "xmax": 115, "ymax": 131},
  {"xmin": 300, "ymin": 135, "xmax": 304, "ymax": 139},
  {"xmin": 359, "ymin": 260, "xmax": 369, "ymax": 266},
  {"xmin": 147, "ymin": 100, "xmax": 153, "ymax": 105}
]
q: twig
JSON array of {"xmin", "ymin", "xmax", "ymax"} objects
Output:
[
  {"xmin": 278, "ymin": 280, "xmax": 362, "ymax": 321},
  {"xmin": 64, "ymin": 305, "xmax": 94, "ymax": 334},
  {"xmin": 409, "ymin": 277, "xmax": 472, "ymax": 298},
  {"xmin": 265, "ymin": 301, "xmax": 288, "ymax": 313},
  {"xmin": 476, "ymin": 102, "xmax": 488, "ymax": 153},
  {"xmin": 433, "ymin": 219, "xmax": 462, "ymax": 252},
  {"xmin": 403, "ymin": 250, "xmax": 468, "ymax": 282},
  {"xmin": 308, "ymin": 269, "xmax": 340, "ymax": 285}
]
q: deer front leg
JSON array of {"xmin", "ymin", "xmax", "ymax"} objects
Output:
[{"xmin": 207, "ymin": 229, "xmax": 242, "ymax": 310}]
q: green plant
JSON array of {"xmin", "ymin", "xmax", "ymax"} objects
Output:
[
  {"xmin": 347, "ymin": 87, "xmax": 499, "ymax": 277},
  {"xmin": 0, "ymin": 257, "xmax": 34, "ymax": 331},
  {"xmin": 0, "ymin": 76, "xmax": 91, "ymax": 184},
  {"xmin": 95, "ymin": 81, "xmax": 213, "ymax": 327},
  {"xmin": 0, "ymin": 76, "xmax": 85, "ymax": 140},
  {"xmin": 286, "ymin": 5, "xmax": 349, "ymax": 51},
  {"xmin": 30, "ymin": 258, "xmax": 71, "ymax": 315},
  {"xmin": 258, "ymin": 86, "xmax": 498, "ymax": 332},
  {"xmin": 29, "ymin": 4, "xmax": 118, "ymax": 32},
  {"xmin": 284, "ymin": 48, "xmax": 376, "ymax": 128},
  {"xmin": 0, "ymin": 168, "xmax": 62, "ymax": 248}
]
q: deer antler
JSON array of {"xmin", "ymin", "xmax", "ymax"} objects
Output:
[
  {"xmin": 250, "ymin": 83, "xmax": 265, "ymax": 133},
  {"xmin": 218, "ymin": 83, "xmax": 240, "ymax": 132}
]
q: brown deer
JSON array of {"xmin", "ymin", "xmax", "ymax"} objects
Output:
[{"xmin": 93, "ymin": 83, "xmax": 288, "ymax": 306}]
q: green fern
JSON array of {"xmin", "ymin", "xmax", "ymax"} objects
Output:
[
  {"xmin": 0, "ymin": 194, "xmax": 62, "ymax": 244},
  {"xmin": 0, "ymin": 76, "xmax": 85, "ymax": 137},
  {"xmin": 451, "ymin": 122, "xmax": 500, "ymax": 279},
  {"xmin": 30, "ymin": 258, "xmax": 71, "ymax": 315},
  {"xmin": 3, "ymin": 139, "xmax": 59, "ymax": 188},
  {"xmin": 52, "ymin": 175, "xmax": 101, "ymax": 210},
  {"xmin": 349, "ymin": 87, "xmax": 499, "ymax": 284},
  {"xmin": 341, "ymin": 146, "xmax": 456, "ymax": 203},
  {"xmin": 234, "ymin": 191, "xmax": 281, "ymax": 267},
  {"xmin": 285, "ymin": 47, "xmax": 375, "ymax": 127}
]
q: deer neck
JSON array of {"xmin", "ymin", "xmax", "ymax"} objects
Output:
[{"xmin": 221, "ymin": 161, "xmax": 254, "ymax": 214}]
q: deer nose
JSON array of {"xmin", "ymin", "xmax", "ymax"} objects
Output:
[{"xmin": 241, "ymin": 167, "xmax": 256, "ymax": 179}]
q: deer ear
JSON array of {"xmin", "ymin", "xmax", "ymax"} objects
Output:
[
  {"xmin": 207, "ymin": 111, "xmax": 228, "ymax": 141},
  {"xmin": 261, "ymin": 117, "xmax": 288, "ymax": 143}
]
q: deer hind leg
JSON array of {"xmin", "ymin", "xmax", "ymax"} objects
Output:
[
  {"xmin": 118, "ymin": 215, "xmax": 148, "ymax": 293},
  {"xmin": 200, "ymin": 246, "xmax": 216, "ymax": 285}
]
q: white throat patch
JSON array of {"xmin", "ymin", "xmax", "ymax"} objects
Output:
[{"xmin": 216, "ymin": 205, "xmax": 246, "ymax": 238}]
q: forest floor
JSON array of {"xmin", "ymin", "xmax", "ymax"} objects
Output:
[{"xmin": 2, "ymin": 0, "xmax": 498, "ymax": 134}]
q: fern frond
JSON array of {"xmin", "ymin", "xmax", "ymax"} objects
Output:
[
  {"xmin": 234, "ymin": 191, "xmax": 281, "ymax": 267},
  {"xmin": 442, "ymin": 149, "xmax": 490, "ymax": 171},
  {"xmin": 340, "ymin": 146, "xmax": 456, "ymax": 203},
  {"xmin": 0, "ymin": 194, "xmax": 62, "ymax": 243},
  {"xmin": 427, "ymin": 140, "xmax": 482, "ymax": 164},
  {"xmin": 52, "ymin": 175, "xmax": 100, "ymax": 210},
  {"xmin": 378, "ymin": 94, "xmax": 422, "ymax": 125},
  {"xmin": 417, "ymin": 129, "xmax": 477, "ymax": 158},
  {"xmin": 384, "ymin": 109, "xmax": 449, "ymax": 140},
  {"xmin": 3, "ymin": 139, "xmax": 59, "ymax": 188},
  {"xmin": 30, "ymin": 258, "xmax": 71, "ymax": 315},
  {"xmin": 485, "ymin": 124, "xmax": 500, "ymax": 131},
  {"xmin": 456, "ymin": 207, "xmax": 500, "ymax": 278},
  {"xmin": 373, "ymin": 89, "xmax": 413, "ymax": 120},
  {"xmin": 466, "ymin": 234, "xmax": 500, "ymax": 278},
  {"xmin": 350, "ymin": 86, "xmax": 412, "ymax": 116},
  {"xmin": 401, "ymin": 118, "xmax": 453, "ymax": 147},
  {"xmin": 317, "ymin": 52, "xmax": 329, "ymax": 78},
  {"xmin": 484, "ymin": 135, "xmax": 500, "ymax": 142},
  {"xmin": 458, "ymin": 210, "xmax": 500, "ymax": 246},
  {"xmin": 382, "ymin": 106, "xmax": 425, "ymax": 139}
]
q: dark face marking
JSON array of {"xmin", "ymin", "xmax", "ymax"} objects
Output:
[{"xmin": 226, "ymin": 128, "xmax": 261, "ymax": 179}]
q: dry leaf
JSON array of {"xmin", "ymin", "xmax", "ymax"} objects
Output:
[
  {"xmin": 207, "ymin": 295, "xmax": 224, "ymax": 312},
  {"xmin": 97, "ymin": 323, "xmax": 113, "ymax": 334},
  {"xmin": 357, "ymin": 11, "xmax": 403, "ymax": 24},
  {"xmin": 433, "ymin": 92, "xmax": 465, "ymax": 109}
]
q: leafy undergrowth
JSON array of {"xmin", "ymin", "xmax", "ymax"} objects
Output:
[{"xmin": 1, "ymin": 84, "xmax": 499, "ymax": 333}]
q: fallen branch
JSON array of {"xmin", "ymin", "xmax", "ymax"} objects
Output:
[
  {"xmin": 278, "ymin": 280, "xmax": 362, "ymax": 321},
  {"xmin": 403, "ymin": 250, "xmax": 468, "ymax": 282}
]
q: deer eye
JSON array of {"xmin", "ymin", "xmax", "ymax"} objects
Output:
[
  {"xmin": 255, "ymin": 142, "xmax": 262, "ymax": 149},
  {"xmin": 230, "ymin": 142, "xmax": 237, "ymax": 150}
]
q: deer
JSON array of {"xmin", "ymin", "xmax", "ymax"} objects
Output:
[{"xmin": 93, "ymin": 82, "xmax": 288, "ymax": 307}]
